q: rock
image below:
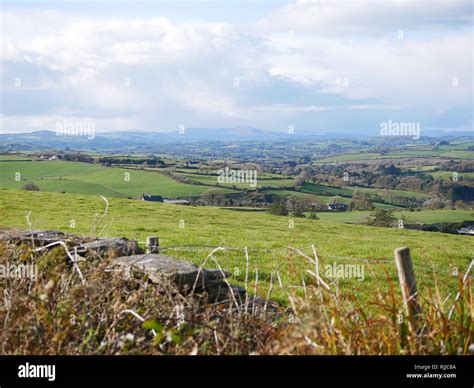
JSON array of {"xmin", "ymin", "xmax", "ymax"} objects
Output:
[
  {"xmin": 0, "ymin": 228, "xmax": 277, "ymax": 308},
  {"xmin": 0, "ymin": 228, "xmax": 68, "ymax": 246},
  {"xmin": 0, "ymin": 229, "xmax": 141, "ymax": 257},
  {"xmin": 112, "ymin": 254, "xmax": 226, "ymax": 290},
  {"xmin": 0, "ymin": 228, "xmax": 24, "ymax": 241},
  {"xmin": 110, "ymin": 254, "xmax": 241, "ymax": 302},
  {"xmin": 80, "ymin": 237, "xmax": 142, "ymax": 258},
  {"xmin": 207, "ymin": 283, "xmax": 246, "ymax": 303}
]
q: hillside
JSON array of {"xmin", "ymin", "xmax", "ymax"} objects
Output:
[
  {"xmin": 0, "ymin": 160, "xmax": 237, "ymax": 198},
  {"xmin": 1, "ymin": 188, "xmax": 472, "ymax": 304}
]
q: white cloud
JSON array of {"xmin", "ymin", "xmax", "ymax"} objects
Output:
[
  {"xmin": 264, "ymin": 33, "xmax": 472, "ymax": 106},
  {"xmin": 256, "ymin": 0, "xmax": 472, "ymax": 35},
  {"xmin": 0, "ymin": 1, "xmax": 472, "ymax": 133}
]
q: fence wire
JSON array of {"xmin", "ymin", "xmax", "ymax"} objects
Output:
[{"xmin": 155, "ymin": 244, "xmax": 393, "ymax": 264}]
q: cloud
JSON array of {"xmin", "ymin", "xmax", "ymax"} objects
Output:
[
  {"xmin": 264, "ymin": 33, "xmax": 472, "ymax": 106},
  {"xmin": 0, "ymin": 1, "xmax": 472, "ymax": 134},
  {"xmin": 256, "ymin": 0, "xmax": 472, "ymax": 35},
  {"xmin": 256, "ymin": 0, "xmax": 473, "ymax": 121}
]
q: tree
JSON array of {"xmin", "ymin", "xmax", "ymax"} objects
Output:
[
  {"xmin": 268, "ymin": 199, "xmax": 288, "ymax": 216},
  {"xmin": 367, "ymin": 208, "xmax": 396, "ymax": 227},
  {"xmin": 202, "ymin": 189, "xmax": 223, "ymax": 206},
  {"xmin": 286, "ymin": 196, "xmax": 312, "ymax": 218},
  {"xmin": 349, "ymin": 190, "xmax": 374, "ymax": 210}
]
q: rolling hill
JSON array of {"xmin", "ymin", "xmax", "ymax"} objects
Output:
[
  {"xmin": 0, "ymin": 160, "xmax": 237, "ymax": 198},
  {"xmin": 0, "ymin": 188, "xmax": 472, "ymax": 304}
]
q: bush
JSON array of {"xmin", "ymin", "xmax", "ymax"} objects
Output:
[
  {"xmin": 268, "ymin": 199, "xmax": 289, "ymax": 216},
  {"xmin": 367, "ymin": 208, "xmax": 397, "ymax": 227}
]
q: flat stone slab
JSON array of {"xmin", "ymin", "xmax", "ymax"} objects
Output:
[
  {"xmin": 0, "ymin": 228, "xmax": 141, "ymax": 257},
  {"xmin": 0, "ymin": 228, "xmax": 70, "ymax": 245},
  {"xmin": 112, "ymin": 253, "xmax": 250, "ymax": 303},
  {"xmin": 0, "ymin": 228, "xmax": 276, "ymax": 306},
  {"xmin": 111, "ymin": 254, "xmax": 228, "ymax": 292},
  {"xmin": 79, "ymin": 237, "xmax": 142, "ymax": 257}
]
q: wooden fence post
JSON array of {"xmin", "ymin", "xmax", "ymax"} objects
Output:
[
  {"xmin": 394, "ymin": 247, "xmax": 422, "ymax": 332},
  {"xmin": 146, "ymin": 236, "xmax": 159, "ymax": 254}
]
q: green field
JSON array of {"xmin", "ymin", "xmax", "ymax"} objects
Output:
[
  {"xmin": 427, "ymin": 170, "xmax": 474, "ymax": 180},
  {"xmin": 0, "ymin": 160, "xmax": 237, "ymax": 198},
  {"xmin": 318, "ymin": 209, "xmax": 474, "ymax": 223},
  {"xmin": 176, "ymin": 171, "xmax": 294, "ymax": 189},
  {"xmin": 301, "ymin": 182, "xmax": 352, "ymax": 197},
  {"xmin": 315, "ymin": 145, "xmax": 474, "ymax": 162},
  {"xmin": 439, "ymin": 150, "xmax": 474, "ymax": 159},
  {"xmin": 302, "ymin": 182, "xmax": 427, "ymax": 203},
  {"xmin": 0, "ymin": 188, "xmax": 472, "ymax": 305},
  {"xmin": 0, "ymin": 155, "xmax": 37, "ymax": 161},
  {"xmin": 262, "ymin": 189, "xmax": 399, "ymax": 209},
  {"xmin": 175, "ymin": 168, "xmax": 287, "ymax": 179},
  {"xmin": 348, "ymin": 186, "xmax": 430, "ymax": 200},
  {"xmin": 263, "ymin": 188, "xmax": 350, "ymax": 202}
]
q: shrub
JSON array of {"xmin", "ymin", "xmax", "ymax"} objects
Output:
[
  {"xmin": 268, "ymin": 199, "xmax": 289, "ymax": 216},
  {"xmin": 367, "ymin": 208, "xmax": 397, "ymax": 227}
]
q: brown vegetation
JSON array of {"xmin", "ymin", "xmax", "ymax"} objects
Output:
[{"xmin": 0, "ymin": 242, "xmax": 471, "ymax": 355}]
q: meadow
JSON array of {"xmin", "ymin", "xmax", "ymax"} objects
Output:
[
  {"xmin": 262, "ymin": 188, "xmax": 399, "ymax": 209},
  {"xmin": 176, "ymin": 170, "xmax": 295, "ymax": 189},
  {"xmin": 0, "ymin": 188, "xmax": 472, "ymax": 305},
  {"xmin": 318, "ymin": 209, "xmax": 474, "ymax": 223},
  {"xmin": 315, "ymin": 142, "xmax": 474, "ymax": 163},
  {"xmin": 0, "ymin": 160, "xmax": 236, "ymax": 198}
]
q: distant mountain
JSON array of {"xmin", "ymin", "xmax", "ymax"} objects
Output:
[
  {"xmin": 422, "ymin": 129, "xmax": 474, "ymax": 138},
  {"xmin": 173, "ymin": 126, "xmax": 293, "ymax": 141},
  {"xmin": 0, "ymin": 127, "xmax": 297, "ymax": 150},
  {"xmin": 0, "ymin": 127, "xmax": 471, "ymax": 151}
]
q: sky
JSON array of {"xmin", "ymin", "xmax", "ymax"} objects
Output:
[{"xmin": 0, "ymin": 0, "xmax": 473, "ymax": 136}]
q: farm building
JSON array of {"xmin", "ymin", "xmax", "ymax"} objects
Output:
[
  {"xmin": 327, "ymin": 203, "xmax": 349, "ymax": 211},
  {"xmin": 141, "ymin": 194, "xmax": 163, "ymax": 202}
]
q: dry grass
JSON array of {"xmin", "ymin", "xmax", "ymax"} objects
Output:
[
  {"xmin": 271, "ymin": 274, "xmax": 473, "ymax": 355},
  {"xmin": 0, "ymin": 241, "xmax": 471, "ymax": 355},
  {"xmin": 0, "ymin": 242, "xmax": 276, "ymax": 355}
]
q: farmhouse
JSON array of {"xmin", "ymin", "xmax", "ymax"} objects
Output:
[
  {"xmin": 141, "ymin": 194, "xmax": 163, "ymax": 202},
  {"xmin": 39, "ymin": 154, "xmax": 58, "ymax": 161},
  {"xmin": 327, "ymin": 203, "xmax": 349, "ymax": 211}
]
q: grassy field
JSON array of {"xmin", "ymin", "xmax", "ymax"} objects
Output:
[
  {"xmin": 301, "ymin": 182, "xmax": 352, "ymax": 197},
  {"xmin": 0, "ymin": 155, "xmax": 38, "ymax": 161},
  {"xmin": 301, "ymin": 182, "xmax": 428, "ymax": 205},
  {"xmin": 348, "ymin": 186, "xmax": 430, "ymax": 200},
  {"xmin": 262, "ymin": 188, "xmax": 399, "ymax": 209},
  {"xmin": 439, "ymin": 150, "xmax": 474, "ymax": 159},
  {"xmin": 315, "ymin": 144, "xmax": 474, "ymax": 162},
  {"xmin": 175, "ymin": 168, "xmax": 287, "ymax": 179},
  {"xmin": 0, "ymin": 188, "xmax": 472, "ymax": 305},
  {"xmin": 176, "ymin": 171, "xmax": 295, "ymax": 189},
  {"xmin": 0, "ymin": 160, "xmax": 237, "ymax": 198},
  {"xmin": 318, "ymin": 209, "xmax": 474, "ymax": 223},
  {"xmin": 263, "ymin": 188, "xmax": 351, "ymax": 202},
  {"xmin": 427, "ymin": 170, "xmax": 474, "ymax": 180}
]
